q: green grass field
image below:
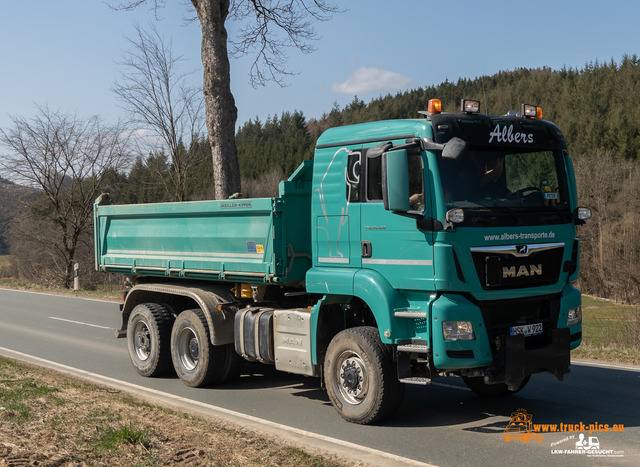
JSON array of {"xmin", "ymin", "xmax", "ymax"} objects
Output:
[{"xmin": 572, "ymin": 296, "xmax": 640, "ymax": 364}]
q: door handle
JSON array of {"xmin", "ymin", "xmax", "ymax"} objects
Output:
[{"xmin": 361, "ymin": 241, "xmax": 372, "ymax": 258}]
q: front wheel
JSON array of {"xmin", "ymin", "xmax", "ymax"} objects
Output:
[
  {"xmin": 324, "ymin": 327, "xmax": 404, "ymax": 425},
  {"xmin": 462, "ymin": 375, "xmax": 531, "ymax": 397}
]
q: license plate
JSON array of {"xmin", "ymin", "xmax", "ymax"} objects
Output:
[
  {"xmin": 544, "ymin": 192, "xmax": 558, "ymax": 200},
  {"xmin": 510, "ymin": 323, "xmax": 543, "ymax": 337}
]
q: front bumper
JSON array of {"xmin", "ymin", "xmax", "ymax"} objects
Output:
[{"xmin": 429, "ymin": 286, "xmax": 580, "ymax": 388}]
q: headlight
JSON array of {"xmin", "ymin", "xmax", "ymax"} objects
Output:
[
  {"xmin": 443, "ymin": 321, "xmax": 475, "ymax": 341},
  {"xmin": 567, "ymin": 306, "xmax": 582, "ymax": 326},
  {"xmin": 577, "ymin": 207, "xmax": 592, "ymax": 220},
  {"xmin": 446, "ymin": 208, "xmax": 464, "ymax": 224}
]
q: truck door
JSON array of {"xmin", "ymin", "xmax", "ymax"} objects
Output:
[
  {"xmin": 359, "ymin": 147, "xmax": 434, "ymax": 291},
  {"xmin": 313, "ymin": 145, "xmax": 362, "ymax": 270}
]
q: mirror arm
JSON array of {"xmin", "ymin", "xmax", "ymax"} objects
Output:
[{"xmin": 421, "ymin": 138, "xmax": 446, "ymax": 152}]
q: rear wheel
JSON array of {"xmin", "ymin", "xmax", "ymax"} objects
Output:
[
  {"xmin": 324, "ymin": 327, "xmax": 404, "ymax": 424},
  {"xmin": 462, "ymin": 375, "xmax": 531, "ymax": 397},
  {"xmin": 171, "ymin": 309, "xmax": 243, "ymax": 388},
  {"xmin": 127, "ymin": 303, "xmax": 174, "ymax": 377}
]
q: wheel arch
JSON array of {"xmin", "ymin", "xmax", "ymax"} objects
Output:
[
  {"xmin": 310, "ymin": 270, "xmax": 412, "ymax": 365},
  {"xmin": 119, "ymin": 282, "xmax": 237, "ymax": 345}
]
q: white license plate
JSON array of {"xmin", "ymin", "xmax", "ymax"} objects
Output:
[
  {"xmin": 510, "ymin": 323, "xmax": 543, "ymax": 337},
  {"xmin": 544, "ymin": 192, "xmax": 558, "ymax": 200}
]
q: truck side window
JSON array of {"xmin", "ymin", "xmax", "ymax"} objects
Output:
[
  {"xmin": 408, "ymin": 154, "xmax": 425, "ymax": 212},
  {"xmin": 346, "ymin": 151, "xmax": 361, "ymax": 202},
  {"xmin": 367, "ymin": 155, "xmax": 383, "ymax": 201}
]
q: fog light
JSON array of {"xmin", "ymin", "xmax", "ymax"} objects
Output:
[
  {"xmin": 443, "ymin": 321, "xmax": 475, "ymax": 341},
  {"xmin": 567, "ymin": 306, "xmax": 582, "ymax": 326}
]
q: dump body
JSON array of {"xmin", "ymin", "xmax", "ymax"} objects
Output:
[{"xmin": 94, "ymin": 161, "xmax": 313, "ymax": 286}]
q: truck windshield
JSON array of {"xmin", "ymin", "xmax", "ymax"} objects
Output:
[{"xmin": 438, "ymin": 148, "xmax": 569, "ymax": 212}]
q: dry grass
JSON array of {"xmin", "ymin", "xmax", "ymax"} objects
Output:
[{"xmin": 0, "ymin": 356, "xmax": 353, "ymax": 467}]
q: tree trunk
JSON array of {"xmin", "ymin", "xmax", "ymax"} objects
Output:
[{"xmin": 191, "ymin": 0, "xmax": 241, "ymax": 200}]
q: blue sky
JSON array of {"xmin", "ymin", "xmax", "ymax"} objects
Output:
[{"xmin": 1, "ymin": 0, "xmax": 639, "ymax": 134}]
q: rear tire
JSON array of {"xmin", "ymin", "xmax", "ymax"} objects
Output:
[
  {"xmin": 462, "ymin": 375, "xmax": 531, "ymax": 397},
  {"xmin": 324, "ymin": 327, "xmax": 404, "ymax": 424},
  {"xmin": 171, "ymin": 309, "xmax": 243, "ymax": 387},
  {"xmin": 127, "ymin": 303, "xmax": 174, "ymax": 377}
]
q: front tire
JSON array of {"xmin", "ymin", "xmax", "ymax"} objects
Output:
[
  {"xmin": 171, "ymin": 309, "xmax": 243, "ymax": 388},
  {"xmin": 324, "ymin": 327, "xmax": 404, "ymax": 425},
  {"xmin": 462, "ymin": 375, "xmax": 531, "ymax": 397},
  {"xmin": 127, "ymin": 303, "xmax": 174, "ymax": 377}
]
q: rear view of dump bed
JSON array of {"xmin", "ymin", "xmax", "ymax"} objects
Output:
[{"xmin": 94, "ymin": 162, "xmax": 312, "ymax": 286}]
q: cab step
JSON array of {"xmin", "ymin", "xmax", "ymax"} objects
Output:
[
  {"xmin": 397, "ymin": 343, "xmax": 430, "ymax": 353},
  {"xmin": 399, "ymin": 377, "xmax": 432, "ymax": 385}
]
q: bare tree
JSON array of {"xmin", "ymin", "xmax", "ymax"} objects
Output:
[
  {"xmin": 110, "ymin": 0, "xmax": 339, "ymax": 200},
  {"xmin": 0, "ymin": 107, "xmax": 131, "ymax": 288},
  {"xmin": 113, "ymin": 23, "xmax": 205, "ymax": 202}
]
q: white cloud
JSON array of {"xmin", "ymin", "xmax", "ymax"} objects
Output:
[{"xmin": 331, "ymin": 67, "xmax": 413, "ymax": 95}]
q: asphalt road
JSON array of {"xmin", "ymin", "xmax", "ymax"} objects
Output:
[{"xmin": 0, "ymin": 288, "xmax": 638, "ymax": 466}]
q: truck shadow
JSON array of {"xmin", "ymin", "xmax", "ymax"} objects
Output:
[
  {"xmin": 382, "ymin": 364, "xmax": 640, "ymax": 430},
  {"xmin": 218, "ymin": 362, "xmax": 331, "ymax": 403},
  {"xmin": 173, "ymin": 360, "xmax": 639, "ymax": 430}
]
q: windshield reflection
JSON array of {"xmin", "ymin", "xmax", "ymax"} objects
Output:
[{"xmin": 438, "ymin": 148, "xmax": 568, "ymax": 210}]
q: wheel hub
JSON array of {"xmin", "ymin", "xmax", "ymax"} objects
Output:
[
  {"xmin": 337, "ymin": 354, "xmax": 367, "ymax": 404},
  {"xmin": 133, "ymin": 322, "xmax": 151, "ymax": 361},
  {"xmin": 178, "ymin": 327, "xmax": 200, "ymax": 371},
  {"xmin": 342, "ymin": 363, "xmax": 360, "ymax": 391},
  {"xmin": 189, "ymin": 338, "xmax": 199, "ymax": 361}
]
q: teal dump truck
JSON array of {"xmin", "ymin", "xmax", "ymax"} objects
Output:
[{"xmin": 94, "ymin": 99, "xmax": 591, "ymax": 424}]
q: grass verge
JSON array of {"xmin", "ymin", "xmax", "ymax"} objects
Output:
[
  {"xmin": 0, "ymin": 277, "xmax": 121, "ymax": 301},
  {"xmin": 0, "ymin": 356, "xmax": 351, "ymax": 466},
  {"xmin": 571, "ymin": 296, "xmax": 640, "ymax": 365}
]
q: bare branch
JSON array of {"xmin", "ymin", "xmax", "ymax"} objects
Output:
[
  {"xmin": 229, "ymin": 0, "xmax": 342, "ymax": 87},
  {"xmin": 112, "ymin": 23, "xmax": 205, "ymax": 201},
  {"xmin": 0, "ymin": 106, "xmax": 132, "ymax": 287}
]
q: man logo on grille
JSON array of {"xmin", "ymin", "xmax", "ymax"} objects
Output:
[{"xmin": 503, "ymin": 264, "xmax": 542, "ymax": 278}]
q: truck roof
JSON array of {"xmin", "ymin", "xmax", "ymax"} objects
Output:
[
  {"xmin": 315, "ymin": 119, "xmax": 432, "ymax": 149},
  {"xmin": 315, "ymin": 113, "xmax": 565, "ymax": 151}
]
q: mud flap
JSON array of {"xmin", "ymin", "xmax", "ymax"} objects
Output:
[{"xmin": 504, "ymin": 328, "xmax": 571, "ymax": 390}]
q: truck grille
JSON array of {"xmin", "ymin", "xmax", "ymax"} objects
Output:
[{"xmin": 471, "ymin": 243, "xmax": 564, "ymax": 290}]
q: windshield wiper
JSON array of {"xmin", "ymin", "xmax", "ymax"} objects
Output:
[
  {"xmin": 463, "ymin": 206, "xmax": 522, "ymax": 226},
  {"xmin": 466, "ymin": 206, "xmax": 522, "ymax": 225}
]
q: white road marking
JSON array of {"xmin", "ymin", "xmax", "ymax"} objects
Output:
[
  {"xmin": 572, "ymin": 359, "xmax": 640, "ymax": 372},
  {"xmin": 48, "ymin": 317, "xmax": 112, "ymax": 330},
  {"xmin": 0, "ymin": 287, "xmax": 118, "ymax": 304},
  {"xmin": 0, "ymin": 347, "xmax": 438, "ymax": 467}
]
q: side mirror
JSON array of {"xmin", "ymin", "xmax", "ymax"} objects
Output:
[
  {"xmin": 442, "ymin": 137, "xmax": 468, "ymax": 161},
  {"xmin": 382, "ymin": 149, "xmax": 410, "ymax": 212}
]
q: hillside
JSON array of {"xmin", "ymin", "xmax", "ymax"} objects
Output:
[{"xmin": 0, "ymin": 177, "xmax": 39, "ymax": 255}]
